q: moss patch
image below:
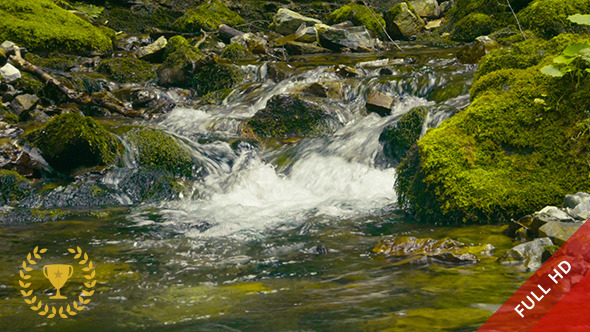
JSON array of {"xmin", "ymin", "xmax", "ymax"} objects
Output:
[
  {"xmin": 173, "ymin": 0, "xmax": 246, "ymax": 32},
  {"xmin": 0, "ymin": 170, "xmax": 30, "ymax": 204},
  {"xmin": 518, "ymin": 0, "xmax": 590, "ymax": 39},
  {"xmin": 328, "ymin": 3, "xmax": 385, "ymax": 37},
  {"xmin": 192, "ymin": 61, "xmax": 243, "ymax": 95},
  {"xmin": 396, "ymin": 34, "xmax": 590, "ymax": 223},
  {"xmin": 379, "ymin": 106, "xmax": 427, "ymax": 164},
  {"xmin": 221, "ymin": 43, "xmax": 253, "ymax": 59},
  {"xmin": 125, "ymin": 128, "xmax": 194, "ymax": 177},
  {"xmin": 26, "ymin": 113, "xmax": 120, "ymax": 173},
  {"xmin": 98, "ymin": 57, "xmax": 156, "ymax": 83},
  {"xmin": 0, "ymin": 0, "xmax": 112, "ymax": 54},
  {"xmin": 451, "ymin": 13, "xmax": 496, "ymax": 42}
]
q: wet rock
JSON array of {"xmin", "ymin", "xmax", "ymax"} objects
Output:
[
  {"xmin": 0, "ymin": 139, "xmax": 44, "ymax": 178},
  {"xmin": 563, "ymin": 192, "xmax": 590, "ymax": 209},
  {"xmin": 301, "ymin": 82, "xmax": 343, "ymax": 99},
  {"xmin": 431, "ymin": 252, "xmax": 478, "ymax": 265},
  {"xmin": 379, "ymin": 106, "xmax": 427, "ymax": 165},
  {"xmin": 0, "ymin": 169, "xmax": 31, "ymax": 205},
  {"xmin": 240, "ymin": 95, "xmax": 331, "ymax": 140},
  {"xmin": 271, "ymin": 8, "xmax": 322, "ymax": 36},
  {"xmin": 130, "ymin": 88, "xmax": 159, "ymax": 109},
  {"xmin": 222, "ymin": 43, "xmax": 254, "ymax": 60},
  {"xmin": 0, "ymin": 63, "xmax": 21, "ymax": 83},
  {"xmin": 230, "ymin": 33, "xmax": 268, "ymax": 54},
  {"xmin": 265, "ymin": 62, "xmax": 295, "ymax": 82},
  {"xmin": 384, "ymin": 3, "xmax": 425, "ymax": 40},
  {"xmin": 499, "ymin": 237, "xmax": 553, "ymax": 270},
  {"xmin": 10, "ymin": 94, "xmax": 39, "ymax": 118},
  {"xmin": 39, "ymin": 182, "xmax": 129, "ymax": 209},
  {"xmin": 366, "ymin": 91, "xmax": 395, "ymax": 116},
  {"xmin": 134, "ymin": 36, "xmax": 167, "ymax": 62},
  {"xmin": 98, "ymin": 57, "xmax": 156, "ymax": 83},
  {"xmin": 284, "ymin": 41, "xmax": 330, "ymax": 55},
  {"xmin": 539, "ymin": 221, "xmax": 583, "ymax": 246},
  {"xmin": 26, "ymin": 112, "xmax": 120, "ymax": 174},
  {"xmin": 331, "ymin": 65, "xmax": 359, "ymax": 78},
  {"xmin": 116, "ymin": 168, "xmax": 183, "ymax": 203},
  {"xmin": 172, "ymin": 0, "xmax": 245, "ymax": 32},
  {"xmin": 410, "ymin": 0, "xmax": 440, "ymax": 18},
  {"xmin": 157, "ymin": 35, "xmax": 204, "ymax": 88},
  {"xmin": 316, "ymin": 24, "xmax": 377, "ymax": 52}
]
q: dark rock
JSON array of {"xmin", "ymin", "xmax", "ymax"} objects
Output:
[
  {"xmin": 366, "ymin": 91, "xmax": 395, "ymax": 116},
  {"xmin": 0, "ymin": 48, "xmax": 6, "ymax": 67},
  {"xmin": 219, "ymin": 24, "xmax": 245, "ymax": 43},
  {"xmin": 301, "ymin": 82, "xmax": 343, "ymax": 99},
  {"xmin": 499, "ymin": 237, "xmax": 553, "ymax": 270},
  {"xmin": 10, "ymin": 94, "xmax": 39, "ymax": 118},
  {"xmin": 379, "ymin": 106, "xmax": 427, "ymax": 165},
  {"xmin": 384, "ymin": 3, "xmax": 425, "ymax": 40},
  {"xmin": 538, "ymin": 221, "xmax": 582, "ymax": 246},
  {"xmin": 0, "ymin": 169, "xmax": 31, "ymax": 205},
  {"xmin": 284, "ymin": 41, "xmax": 331, "ymax": 55},
  {"xmin": 130, "ymin": 88, "xmax": 159, "ymax": 109},
  {"xmin": 134, "ymin": 36, "xmax": 167, "ymax": 62},
  {"xmin": 563, "ymin": 192, "xmax": 590, "ymax": 209},
  {"xmin": 431, "ymin": 252, "xmax": 478, "ymax": 265},
  {"xmin": 332, "ymin": 64, "xmax": 359, "ymax": 78},
  {"xmin": 541, "ymin": 245, "xmax": 560, "ymax": 263},
  {"xmin": 116, "ymin": 168, "xmax": 183, "ymax": 203},
  {"xmin": 230, "ymin": 33, "xmax": 268, "ymax": 54},
  {"xmin": 457, "ymin": 36, "xmax": 500, "ymax": 64},
  {"xmin": 265, "ymin": 62, "xmax": 295, "ymax": 82}
]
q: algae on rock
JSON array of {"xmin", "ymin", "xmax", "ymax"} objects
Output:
[{"xmin": 328, "ymin": 3, "xmax": 386, "ymax": 37}]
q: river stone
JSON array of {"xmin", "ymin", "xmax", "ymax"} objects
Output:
[
  {"xmin": 296, "ymin": 27, "xmax": 318, "ymax": 43},
  {"xmin": 0, "ymin": 41, "xmax": 16, "ymax": 53},
  {"xmin": 539, "ymin": 221, "xmax": 583, "ymax": 246},
  {"xmin": 0, "ymin": 63, "xmax": 21, "ymax": 83},
  {"xmin": 231, "ymin": 33, "xmax": 268, "ymax": 54},
  {"xmin": 284, "ymin": 41, "xmax": 330, "ymax": 55},
  {"xmin": 272, "ymin": 8, "xmax": 322, "ymax": 36},
  {"xmin": 134, "ymin": 36, "xmax": 167, "ymax": 62},
  {"xmin": 563, "ymin": 192, "xmax": 590, "ymax": 209},
  {"xmin": 499, "ymin": 237, "xmax": 553, "ymax": 270},
  {"xmin": 384, "ymin": 3, "xmax": 425, "ymax": 40},
  {"xmin": 10, "ymin": 94, "xmax": 39, "ymax": 117},
  {"xmin": 301, "ymin": 82, "xmax": 344, "ymax": 99},
  {"xmin": 315, "ymin": 24, "xmax": 377, "ymax": 52},
  {"xmin": 431, "ymin": 252, "xmax": 478, "ymax": 265},
  {"xmin": 366, "ymin": 91, "xmax": 395, "ymax": 116},
  {"xmin": 410, "ymin": 0, "xmax": 440, "ymax": 18}
]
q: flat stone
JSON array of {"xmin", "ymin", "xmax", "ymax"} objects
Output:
[
  {"xmin": 499, "ymin": 237, "xmax": 553, "ymax": 270},
  {"xmin": 431, "ymin": 252, "xmax": 478, "ymax": 264},
  {"xmin": 315, "ymin": 24, "xmax": 377, "ymax": 52},
  {"xmin": 10, "ymin": 94, "xmax": 39, "ymax": 117},
  {"xmin": 366, "ymin": 91, "xmax": 395, "ymax": 116},
  {"xmin": 0, "ymin": 63, "xmax": 21, "ymax": 83},
  {"xmin": 134, "ymin": 36, "xmax": 167, "ymax": 62},
  {"xmin": 539, "ymin": 221, "xmax": 583, "ymax": 246}
]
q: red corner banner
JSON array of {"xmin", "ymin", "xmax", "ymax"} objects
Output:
[{"xmin": 479, "ymin": 219, "xmax": 590, "ymax": 331}]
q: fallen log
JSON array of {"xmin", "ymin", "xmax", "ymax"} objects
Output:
[
  {"xmin": 218, "ymin": 24, "xmax": 244, "ymax": 43},
  {"xmin": 8, "ymin": 47, "xmax": 143, "ymax": 118}
]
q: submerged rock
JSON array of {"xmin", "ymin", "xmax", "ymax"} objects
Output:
[
  {"xmin": 384, "ymin": 3, "xmax": 425, "ymax": 40},
  {"xmin": 284, "ymin": 41, "xmax": 330, "ymax": 55},
  {"xmin": 271, "ymin": 8, "xmax": 322, "ymax": 36},
  {"xmin": 499, "ymin": 237, "xmax": 553, "ymax": 270},
  {"xmin": 26, "ymin": 113, "xmax": 120, "ymax": 174}
]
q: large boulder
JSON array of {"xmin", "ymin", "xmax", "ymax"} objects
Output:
[
  {"xmin": 379, "ymin": 106, "xmax": 427, "ymax": 165},
  {"xmin": 26, "ymin": 113, "xmax": 120, "ymax": 174},
  {"xmin": 240, "ymin": 95, "xmax": 331, "ymax": 140},
  {"xmin": 315, "ymin": 24, "xmax": 378, "ymax": 52},
  {"xmin": 567, "ymin": 199, "xmax": 590, "ymax": 221},
  {"xmin": 0, "ymin": 0, "xmax": 112, "ymax": 54},
  {"xmin": 271, "ymin": 8, "xmax": 322, "ymax": 36},
  {"xmin": 173, "ymin": 0, "xmax": 245, "ymax": 32},
  {"xmin": 410, "ymin": 0, "xmax": 440, "ymax": 18},
  {"xmin": 328, "ymin": 3, "xmax": 386, "ymax": 37},
  {"xmin": 563, "ymin": 192, "xmax": 590, "ymax": 209},
  {"xmin": 539, "ymin": 221, "xmax": 583, "ymax": 246},
  {"xmin": 499, "ymin": 237, "xmax": 553, "ymax": 270},
  {"xmin": 384, "ymin": 2, "xmax": 425, "ymax": 40},
  {"xmin": 451, "ymin": 13, "xmax": 496, "ymax": 42}
]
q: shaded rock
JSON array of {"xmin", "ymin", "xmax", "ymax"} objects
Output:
[
  {"xmin": 271, "ymin": 8, "xmax": 322, "ymax": 36},
  {"xmin": 284, "ymin": 41, "xmax": 331, "ymax": 55},
  {"xmin": 542, "ymin": 244, "xmax": 560, "ymax": 263},
  {"xmin": 26, "ymin": 112, "xmax": 120, "ymax": 174},
  {"xmin": 222, "ymin": 43, "xmax": 254, "ymax": 59},
  {"xmin": 331, "ymin": 64, "xmax": 359, "ymax": 78},
  {"xmin": 265, "ymin": 62, "xmax": 295, "ymax": 82},
  {"xmin": 425, "ymin": 19, "xmax": 443, "ymax": 30},
  {"xmin": 130, "ymin": 88, "xmax": 159, "ymax": 109},
  {"xmin": 230, "ymin": 33, "xmax": 268, "ymax": 54},
  {"xmin": 563, "ymin": 192, "xmax": 590, "ymax": 209},
  {"xmin": 0, "ymin": 169, "xmax": 31, "ymax": 205},
  {"xmin": 240, "ymin": 95, "xmax": 331, "ymax": 140},
  {"xmin": 192, "ymin": 61, "xmax": 243, "ymax": 96},
  {"xmin": 410, "ymin": 0, "xmax": 440, "ymax": 18},
  {"xmin": 97, "ymin": 57, "xmax": 156, "ymax": 83},
  {"xmin": 0, "ymin": 63, "xmax": 21, "ymax": 83},
  {"xmin": 296, "ymin": 27, "xmax": 318, "ymax": 43},
  {"xmin": 115, "ymin": 168, "xmax": 183, "ymax": 203},
  {"xmin": 439, "ymin": 1, "xmax": 454, "ymax": 14},
  {"xmin": 451, "ymin": 12, "xmax": 495, "ymax": 42},
  {"xmin": 458, "ymin": 36, "xmax": 500, "ymax": 64},
  {"xmin": 384, "ymin": 3, "xmax": 425, "ymax": 40},
  {"xmin": 539, "ymin": 221, "xmax": 583, "ymax": 246},
  {"xmin": 0, "ymin": 123, "xmax": 44, "ymax": 178},
  {"xmin": 499, "ymin": 237, "xmax": 553, "ymax": 270},
  {"xmin": 10, "ymin": 94, "xmax": 39, "ymax": 118},
  {"xmin": 379, "ymin": 106, "xmax": 427, "ymax": 165},
  {"xmin": 301, "ymin": 82, "xmax": 344, "ymax": 99},
  {"xmin": 568, "ymin": 200, "xmax": 590, "ymax": 221},
  {"xmin": 157, "ymin": 36, "xmax": 204, "ymax": 88},
  {"xmin": 366, "ymin": 90, "xmax": 395, "ymax": 116},
  {"xmin": 218, "ymin": 24, "xmax": 245, "ymax": 43},
  {"xmin": 39, "ymin": 182, "xmax": 129, "ymax": 209},
  {"xmin": 431, "ymin": 252, "xmax": 478, "ymax": 265},
  {"xmin": 134, "ymin": 36, "xmax": 167, "ymax": 62},
  {"xmin": 316, "ymin": 24, "xmax": 377, "ymax": 52},
  {"xmin": 0, "ymin": 48, "xmax": 6, "ymax": 67}
]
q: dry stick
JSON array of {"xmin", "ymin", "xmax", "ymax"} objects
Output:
[
  {"xmin": 8, "ymin": 47, "xmax": 142, "ymax": 118},
  {"xmin": 362, "ymin": 1, "xmax": 403, "ymax": 52},
  {"xmin": 498, "ymin": 0, "xmax": 527, "ymax": 40}
]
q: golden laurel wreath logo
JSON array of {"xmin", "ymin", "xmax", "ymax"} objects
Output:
[{"xmin": 18, "ymin": 246, "xmax": 96, "ymax": 318}]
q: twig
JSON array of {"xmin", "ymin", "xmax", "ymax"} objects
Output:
[
  {"xmin": 362, "ymin": 1, "xmax": 403, "ymax": 51},
  {"xmin": 195, "ymin": 29, "xmax": 210, "ymax": 48},
  {"xmin": 497, "ymin": 0, "xmax": 527, "ymax": 40}
]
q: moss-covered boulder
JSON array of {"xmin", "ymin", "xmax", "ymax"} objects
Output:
[
  {"xmin": 328, "ymin": 3, "xmax": 386, "ymax": 37},
  {"xmin": 98, "ymin": 57, "xmax": 156, "ymax": 83},
  {"xmin": 379, "ymin": 107, "xmax": 427, "ymax": 165},
  {"xmin": 125, "ymin": 128, "xmax": 194, "ymax": 177},
  {"xmin": 173, "ymin": 0, "xmax": 245, "ymax": 32},
  {"xmin": 221, "ymin": 43, "xmax": 254, "ymax": 59},
  {"xmin": 518, "ymin": 0, "xmax": 590, "ymax": 39},
  {"xmin": 26, "ymin": 113, "xmax": 120, "ymax": 173},
  {"xmin": 0, "ymin": 170, "xmax": 31, "ymax": 205},
  {"xmin": 157, "ymin": 36, "xmax": 204, "ymax": 88},
  {"xmin": 193, "ymin": 60, "xmax": 244, "ymax": 96},
  {"xmin": 240, "ymin": 95, "xmax": 331, "ymax": 140},
  {"xmin": 384, "ymin": 2, "xmax": 425, "ymax": 40},
  {"xmin": 0, "ymin": 0, "xmax": 112, "ymax": 54},
  {"xmin": 451, "ymin": 13, "xmax": 496, "ymax": 42},
  {"xmin": 396, "ymin": 34, "xmax": 590, "ymax": 224}
]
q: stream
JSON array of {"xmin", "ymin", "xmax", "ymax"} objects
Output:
[{"xmin": 0, "ymin": 44, "xmax": 531, "ymax": 331}]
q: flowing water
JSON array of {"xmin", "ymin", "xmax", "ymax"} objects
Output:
[{"xmin": 0, "ymin": 45, "xmax": 531, "ymax": 331}]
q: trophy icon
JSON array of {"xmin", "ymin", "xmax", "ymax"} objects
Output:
[{"xmin": 43, "ymin": 264, "xmax": 73, "ymax": 299}]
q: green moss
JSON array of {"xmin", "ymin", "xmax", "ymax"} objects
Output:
[
  {"xmin": 518, "ymin": 0, "xmax": 590, "ymax": 39},
  {"xmin": 379, "ymin": 107, "xmax": 427, "ymax": 164},
  {"xmin": 451, "ymin": 13, "xmax": 496, "ymax": 42},
  {"xmin": 221, "ymin": 43, "xmax": 253, "ymax": 59},
  {"xmin": 173, "ymin": 0, "xmax": 246, "ymax": 32},
  {"xmin": 192, "ymin": 62, "xmax": 243, "ymax": 95},
  {"xmin": 24, "ymin": 53, "xmax": 77, "ymax": 71},
  {"xmin": 103, "ymin": 7, "xmax": 181, "ymax": 34},
  {"xmin": 0, "ymin": 0, "xmax": 112, "ymax": 54},
  {"xmin": 396, "ymin": 34, "xmax": 590, "ymax": 224},
  {"xmin": 26, "ymin": 112, "xmax": 120, "ymax": 173},
  {"xmin": 157, "ymin": 36, "xmax": 205, "ymax": 88},
  {"xmin": 12, "ymin": 72, "xmax": 44, "ymax": 96},
  {"xmin": 447, "ymin": 0, "xmax": 509, "ymax": 27},
  {"xmin": 0, "ymin": 108, "xmax": 19, "ymax": 124},
  {"xmin": 97, "ymin": 57, "xmax": 156, "ymax": 83},
  {"xmin": 125, "ymin": 128, "xmax": 194, "ymax": 177},
  {"xmin": 0, "ymin": 170, "xmax": 30, "ymax": 204},
  {"xmin": 328, "ymin": 3, "xmax": 386, "ymax": 37}
]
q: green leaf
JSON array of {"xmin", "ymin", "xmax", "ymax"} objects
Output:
[
  {"xmin": 540, "ymin": 65, "xmax": 566, "ymax": 77},
  {"xmin": 553, "ymin": 55, "xmax": 576, "ymax": 64},
  {"xmin": 563, "ymin": 43, "xmax": 590, "ymax": 57},
  {"xmin": 568, "ymin": 14, "xmax": 590, "ymax": 26}
]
